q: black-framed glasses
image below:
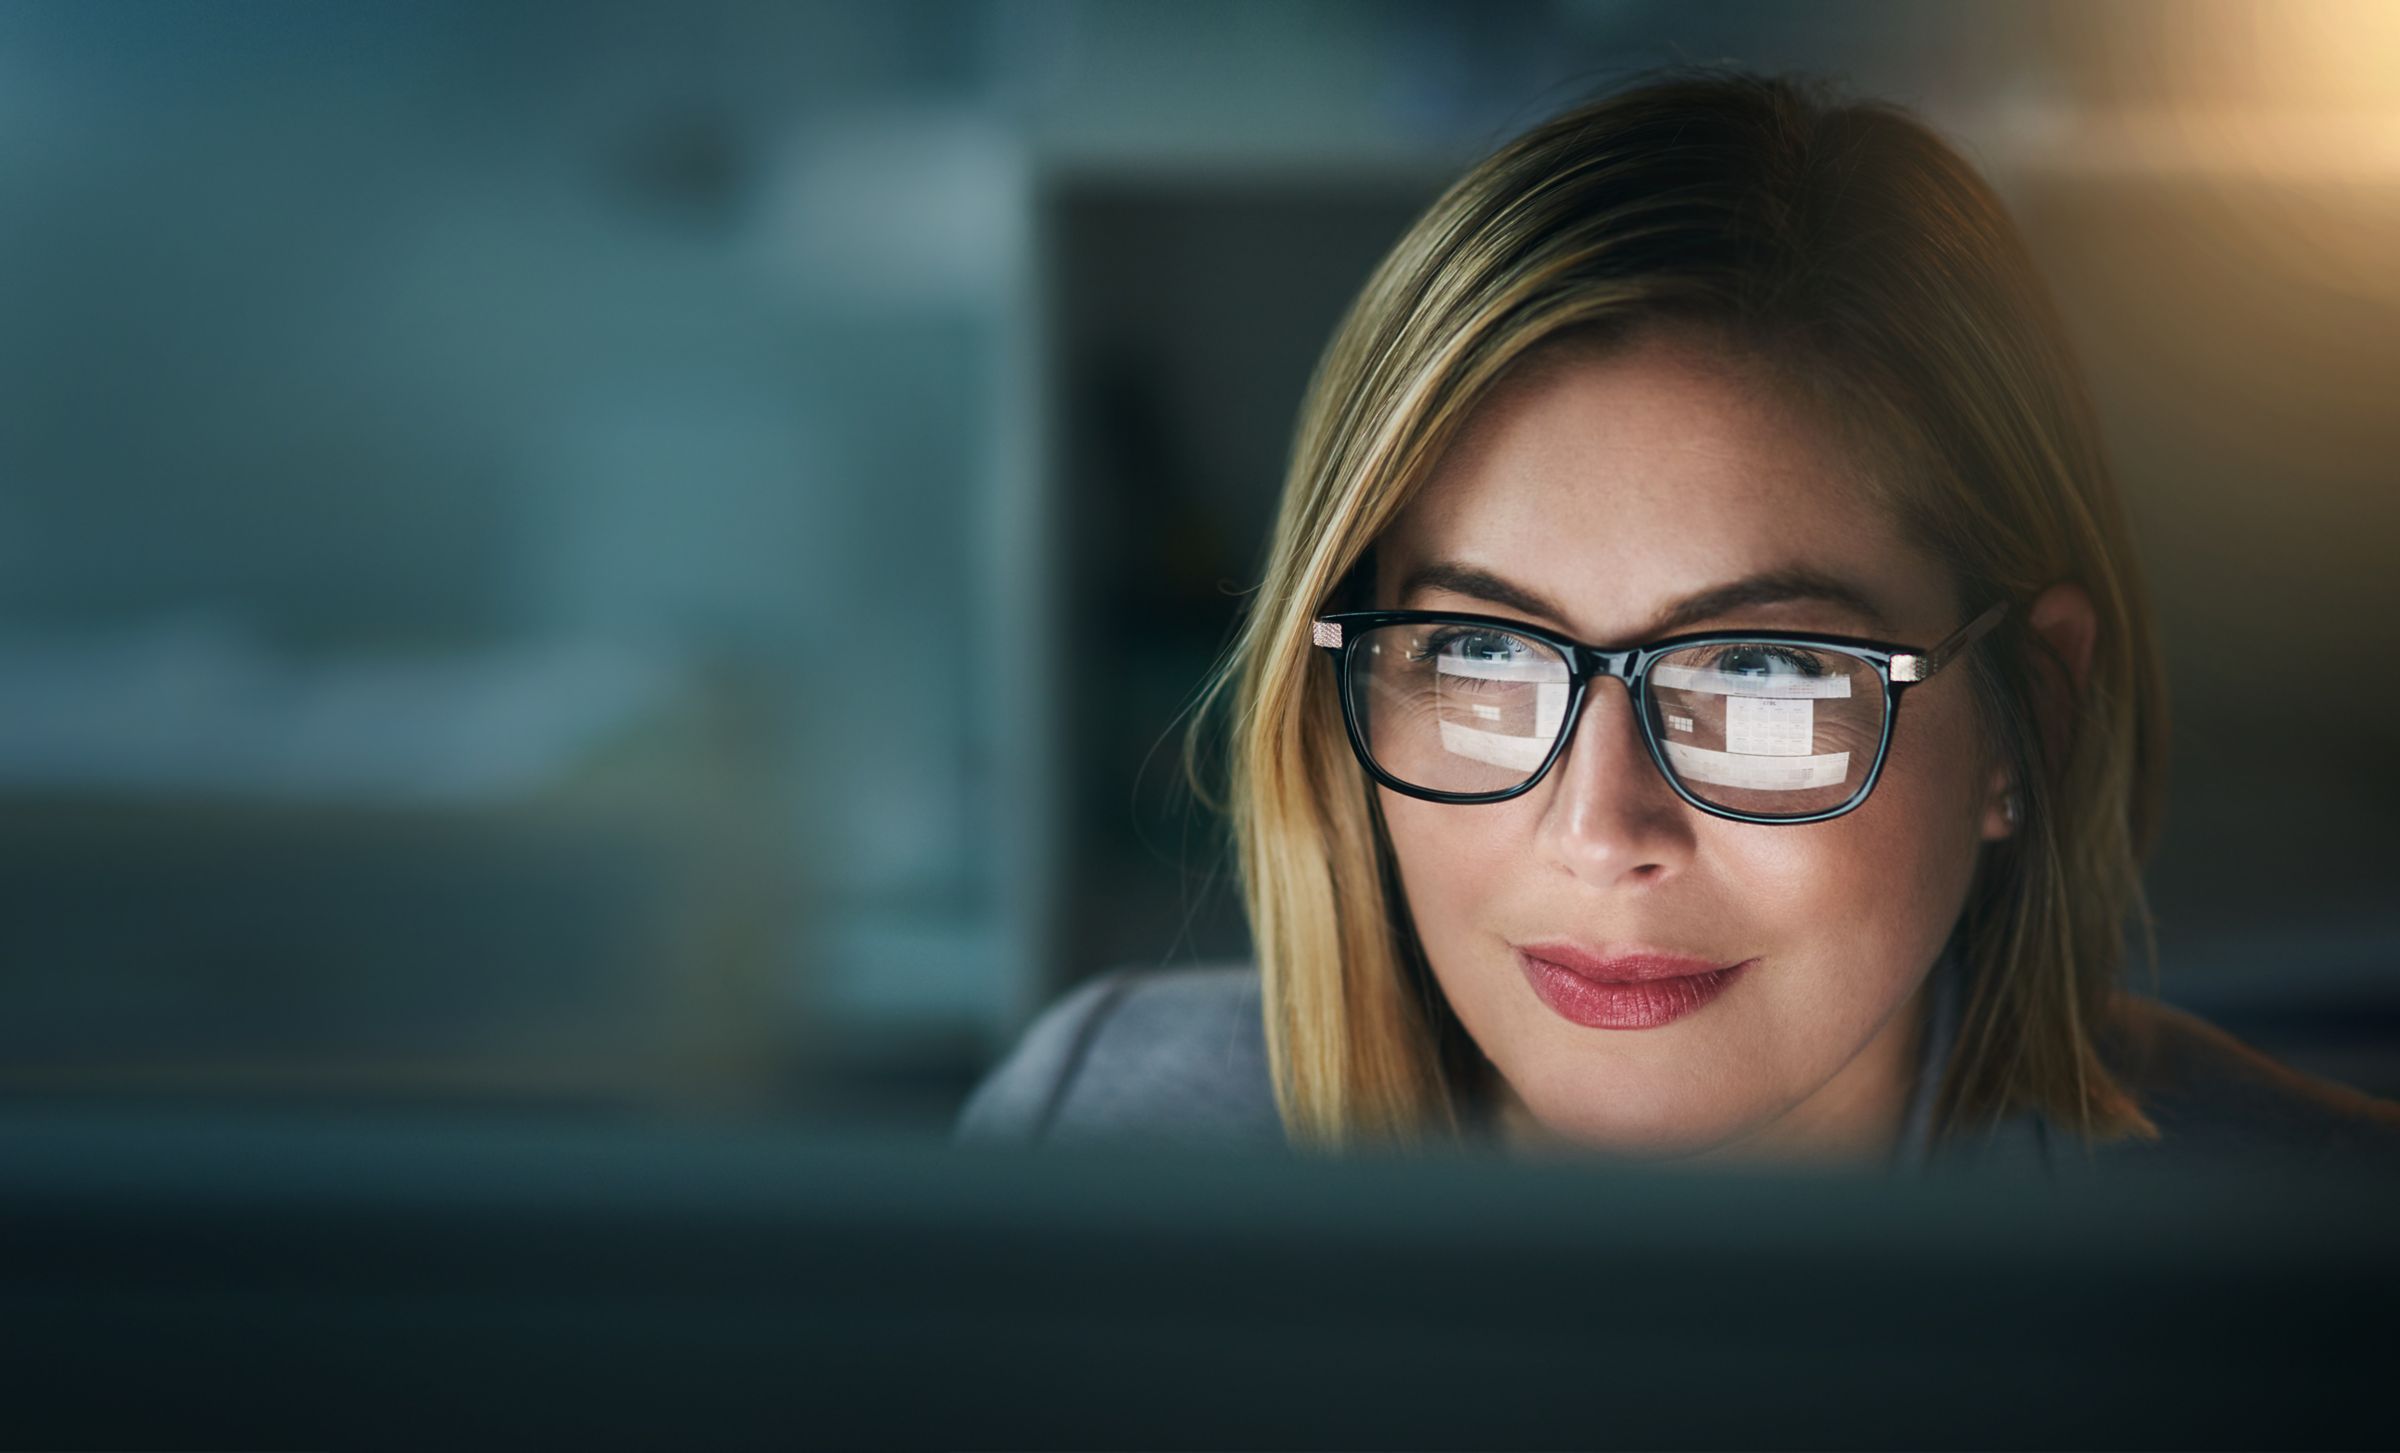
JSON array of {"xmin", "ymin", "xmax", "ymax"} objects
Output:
[{"xmin": 1309, "ymin": 599, "xmax": 2008, "ymax": 825}]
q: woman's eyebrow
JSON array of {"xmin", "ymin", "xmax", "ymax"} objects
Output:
[{"xmin": 1397, "ymin": 560, "xmax": 1894, "ymax": 639}]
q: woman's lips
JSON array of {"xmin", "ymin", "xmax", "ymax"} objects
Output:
[{"xmin": 1515, "ymin": 947, "xmax": 1753, "ymax": 1030}]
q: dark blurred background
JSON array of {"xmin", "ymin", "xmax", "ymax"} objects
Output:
[{"xmin": 3, "ymin": 0, "xmax": 2395, "ymax": 1129}]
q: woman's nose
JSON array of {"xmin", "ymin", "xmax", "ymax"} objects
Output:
[{"xmin": 1535, "ymin": 678, "xmax": 1697, "ymax": 882}]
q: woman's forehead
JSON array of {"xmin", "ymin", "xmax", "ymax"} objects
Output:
[{"xmin": 1376, "ymin": 341, "xmax": 1944, "ymax": 638}]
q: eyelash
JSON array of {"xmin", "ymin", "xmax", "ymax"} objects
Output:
[
  {"xmin": 1702, "ymin": 643, "xmax": 1829, "ymax": 675},
  {"xmin": 1412, "ymin": 626, "xmax": 1531, "ymax": 663}
]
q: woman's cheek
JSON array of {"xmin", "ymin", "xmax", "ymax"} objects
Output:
[
  {"xmin": 1387, "ymin": 796, "xmax": 1522, "ymax": 933},
  {"xmin": 1790, "ymin": 746, "xmax": 1981, "ymax": 989}
]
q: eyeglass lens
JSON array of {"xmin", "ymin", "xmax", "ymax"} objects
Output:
[{"xmin": 1348, "ymin": 620, "xmax": 1886, "ymax": 817}]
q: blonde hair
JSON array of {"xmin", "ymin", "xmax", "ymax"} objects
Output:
[{"xmin": 1187, "ymin": 69, "xmax": 2169, "ymax": 1156}]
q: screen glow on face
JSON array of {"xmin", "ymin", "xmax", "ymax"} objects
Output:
[{"xmin": 1359, "ymin": 329, "xmax": 1997, "ymax": 1167}]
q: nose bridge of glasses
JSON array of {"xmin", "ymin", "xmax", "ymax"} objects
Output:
[
  {"xmin": 1557, "ymin": 650, "xmax": 1646, "ymax": 750},
  {"xmin": 1573, "ymin": 645, "xmax": 1641, "ymax": 682}
]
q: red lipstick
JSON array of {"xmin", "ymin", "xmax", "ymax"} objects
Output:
[{"xmin": 1514, "ymin": 943, "xmax": 1753, "ymax": 1030}]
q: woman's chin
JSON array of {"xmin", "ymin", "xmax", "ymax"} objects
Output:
[{"xmin": 1499, "ymin": 1085, "xmax": 1757, "ymax": 1163}]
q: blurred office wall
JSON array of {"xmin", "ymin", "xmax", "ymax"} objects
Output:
[{"xmin": 2, "ymin": 0, "xmax": 2394, "ymax": 1124}]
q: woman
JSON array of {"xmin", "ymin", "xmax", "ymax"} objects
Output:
[{"xmin": 956, "ymin": 69, "xmax": 2400, "ymax": 1174}]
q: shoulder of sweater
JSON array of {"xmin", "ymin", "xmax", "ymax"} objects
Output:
[
  {"xmin": 2071, "ymin": 991, "xmax": 2400, "ymax": 1166},
  {"xmin": 951, "ymin": 962, "xmax": 1283, "ymax": 1149}
]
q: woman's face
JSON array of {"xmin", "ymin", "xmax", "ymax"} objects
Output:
[{"xmin": 1372, "ymin": 329, "xmax": 2011, "ymax": 1166}]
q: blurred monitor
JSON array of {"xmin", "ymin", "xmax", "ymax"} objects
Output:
[{"xmin": 2, "ymin": 1104, "xmax": 2393, "ymax": 1449}]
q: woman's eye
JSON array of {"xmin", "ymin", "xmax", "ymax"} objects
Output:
[
  {"xmin": 1709, "ymin": 644, "xmax": 1827, "ymax": 677},
  {"xmin": 1421, "ymin": 629, "xmax": 1528, "ymax": 663}
]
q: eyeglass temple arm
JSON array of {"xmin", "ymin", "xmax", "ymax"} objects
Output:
[{"xmin": 1890, "ymin": 599, "xmax": 2008, "ymax": 683}]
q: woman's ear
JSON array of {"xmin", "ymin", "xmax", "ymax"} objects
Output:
[
  {"xmin": 2026, "ymin": 580, "xmax": 2097, "ymax": 773},
  {"xmin": 1979, "ymin": 579, "xmax": 2097, "ymax": 841},
  {"xmin": 2027, "ymin": 578, "xmax": 2098, "ymax": 699}
]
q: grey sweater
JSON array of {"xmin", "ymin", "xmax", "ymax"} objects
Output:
[{"xmin": 954, "ymin": 946, "xmax": 2400, "ymax": 1176}]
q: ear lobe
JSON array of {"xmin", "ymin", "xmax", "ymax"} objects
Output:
[{"xmin": 1979, "ymin": 764, "xmax": 2016, "ymax": 842}]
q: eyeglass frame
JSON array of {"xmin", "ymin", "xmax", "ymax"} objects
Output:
[{"xmin": 1308, "ymin": 597, "xmax": 2010, "ymax": 825}]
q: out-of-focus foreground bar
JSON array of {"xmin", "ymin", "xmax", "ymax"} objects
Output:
[{"xmin": 0, "ymin": 1105, "xmax": 2393, "ymax": 1449}]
